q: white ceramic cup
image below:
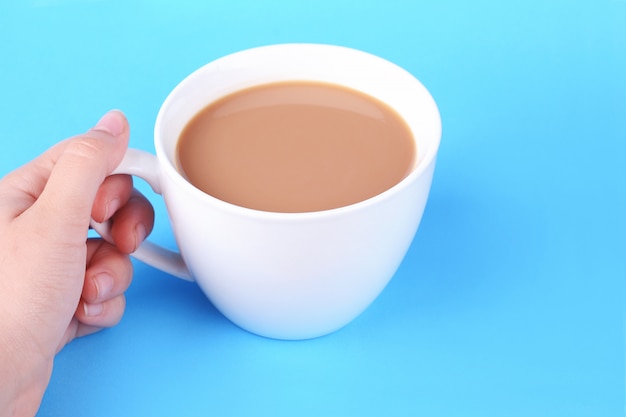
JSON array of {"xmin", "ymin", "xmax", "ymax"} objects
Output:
[{"xmin": 93, "ymin": 44, "xmax": 441, "ymax": 340}]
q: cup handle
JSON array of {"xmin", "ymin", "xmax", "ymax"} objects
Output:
[{"xmin": 90, "ymin": 148, "xmax": 193, "ymax": 282}]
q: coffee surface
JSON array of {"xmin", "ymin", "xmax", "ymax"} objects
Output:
[{"xmin": 177, "ymin": 81, "xmax": 415, "ymax": 213}]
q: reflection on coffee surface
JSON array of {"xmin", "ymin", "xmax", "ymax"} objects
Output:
[{"xmin": 177, "ymin": 81, "xmax": 416, "ymax": 213}]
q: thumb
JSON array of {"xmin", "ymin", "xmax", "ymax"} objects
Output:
[{"xmin": 32, "ymin": 110, "xmax": 130, "ymax": 239}]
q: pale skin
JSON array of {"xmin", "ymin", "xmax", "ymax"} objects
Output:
[{"xmin": 0, "ymin": 111, "xmax": 155, "ymax": 417}]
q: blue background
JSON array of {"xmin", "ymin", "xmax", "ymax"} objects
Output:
[{"xmin": 1, "ymin": 1, "xmax": 624, "ymax": 416}]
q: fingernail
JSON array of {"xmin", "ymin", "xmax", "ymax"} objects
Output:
[
  {"xmin": 84, "ymin": 302, "xmax": 104, "ymax": 317},
  {"xmin": 134, "ymin": 223, "xmax": 147, "ymax": 251},
  {"xmin": 95, "ymin": 273, "xmax": 114, "ymax": 300},
  {"xmin": 103, "ymin": 197, "xmax": 121, "ymax": 221},
  {"xmin": 93, "ymin": 110, "xmax": 126, "ymax": 137}
]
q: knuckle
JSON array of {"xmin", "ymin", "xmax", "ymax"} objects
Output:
[
  {"xmin": 64, "ymin": 137, "xmax": 104, "ymax": 160},
  {"xmin": 106, "ymin": 295, "xmax": 126, "ymax": 327},
  {"xmin": 120, "ymin": 257, "xmax": 134, "ymax": 289}
]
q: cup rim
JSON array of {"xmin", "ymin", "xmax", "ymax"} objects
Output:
[{"xmin": 154, "ymin": 43, "xmax": 441, "ymax": 219}]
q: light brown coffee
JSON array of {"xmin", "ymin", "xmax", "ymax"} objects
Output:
[{"xmin": 176, "ymin": 81, "xmax": 416, "ymax": 213}]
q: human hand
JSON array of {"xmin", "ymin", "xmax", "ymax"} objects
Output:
[{"xmin": 0, "ymin": 111, "xmax": 154, "ymax": 416}]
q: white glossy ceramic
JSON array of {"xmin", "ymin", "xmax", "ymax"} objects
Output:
[{"xmin": 98, "ymin": 44, "xmax": 441, "ymax": 340}]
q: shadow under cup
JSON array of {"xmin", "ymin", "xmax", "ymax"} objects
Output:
[{"xmin": 133, "ymin": 44, "xmax": 441, "ymax": 339}]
